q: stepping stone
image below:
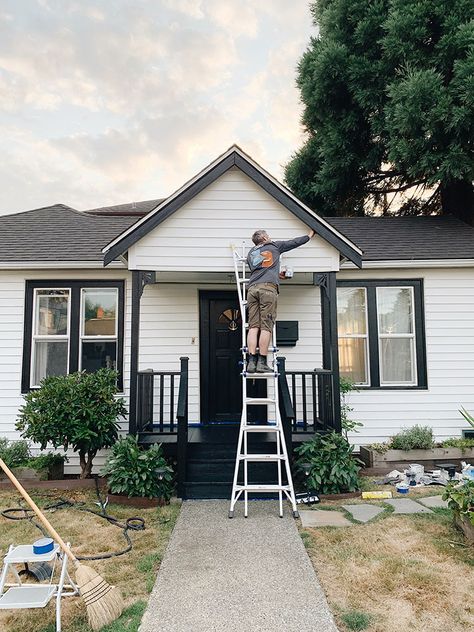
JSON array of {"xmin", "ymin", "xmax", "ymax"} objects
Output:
[
  {"xmin": 385, "ymin": 498, "xmax": 433, "ymax": 514},
  {"xmin": 417, "ymin": 495, "xmax": 448, "ymax": 509},
  {"xmin": 342, "ymin": 504, "xmax": 384, "ymax": 523},
  {"xmin": 299, "ymin": 509, "xmax": 352, "ymax": 527}
]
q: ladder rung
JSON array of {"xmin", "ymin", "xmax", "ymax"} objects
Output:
[
  {"xmin": 243, "ymin": 425, "xmax": 279, "ymax": 432},
  {"xmin": 235, "ymin": 484, "xmax": 291, "ymax": 492},
  {"xmin": 242, "ymin": 373, "xmax": 278, "ymax": 379},
  {"xmin": 238, "ymin": 454, "xmax": 284, "ymax": 461},
  {"xmin": 245, "ymin": 397, "xmax": 276, "ymax": 404}
]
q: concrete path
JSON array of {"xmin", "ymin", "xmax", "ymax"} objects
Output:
[{"xmin": 140, "ymin": 500, "xmax": 338, "ymax": 632}]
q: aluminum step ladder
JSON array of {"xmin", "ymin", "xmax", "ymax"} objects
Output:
[
  {"xmin": 0, "ymin": 542, "xmax": 78, "ymax": 632},
  {"xmin": 228, "ymin": 243, "xmax": 299, "ymax": 519}
]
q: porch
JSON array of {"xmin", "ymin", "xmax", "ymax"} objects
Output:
[{"xmin": 128, "ymin": 270, "xmax": 342, "ymax": 499}]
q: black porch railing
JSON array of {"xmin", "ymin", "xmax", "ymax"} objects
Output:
[
  {"xmin": 278, "ymin": 357, "xmax": 336, "ymax": 454},
  {"xmin": 137, "ymin": 363, "xmax": 185, "ymax": 434}
]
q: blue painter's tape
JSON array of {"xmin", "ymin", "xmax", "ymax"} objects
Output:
[{"xmin": 33, "ymin": 537, "xmax": 54, "ymax": 555}]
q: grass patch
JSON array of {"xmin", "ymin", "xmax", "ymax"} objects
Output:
[
  {"xmin": 0, "ymin": 489, "xmax": 180, "ymax": 632},
  {"xmin": 341, "ymin": 609, "xmax": 373, "ymax": 631},
  {"xmin": 300, "ymin": 498, "xmax": 474, "ymax": 632}
]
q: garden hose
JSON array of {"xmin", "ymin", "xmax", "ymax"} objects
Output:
[{"xmin": 1, "ymin": 478, "xmax": 146, "ymax": 561}]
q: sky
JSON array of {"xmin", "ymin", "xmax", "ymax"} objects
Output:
[{"xmin": 0, "ymin": 1, "xmax": 314, "ymax": 216}]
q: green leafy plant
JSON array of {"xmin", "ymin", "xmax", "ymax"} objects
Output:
[
  {"xmin": 26, "ymin": 452, "xmax": 68, "ymax": 471},
  {"xmin": 102, "ymin": 435, "xmax": 174, "ymax": 500},
  {"xmin": 367, "ymin": 442, "xmax": 391, "ymax": 454},
  {"xmin": 17, "ymin": 369, "xmax": 126, "ymax": 478},
  {"xmin": 341, "ymin": 609, "xmax": 373, "ymax": 631},
  {"xmin": 389, "ymin": 425, "xmax": 435, "ymax": 450},
  {"xmin": 0, "ymin": 438, "xmax": 31, "ymax": 468},
  {"xmin": 295, "ymin": 432, "xmax": 361, "ymax": 494},
  {"xmin": 440, "ymin": 437, "xmax": 474, "ymax": 450},
  {"xmin": 442, "ymin": 480, "xmax": 474, "ymax": 527},
  {"xmin": 340, "ymin": 377, "xmax": 363, "ymax": 439},
  {"xmin": 459, "ymin": 407, "xmax": 474, "ymax": 428}
]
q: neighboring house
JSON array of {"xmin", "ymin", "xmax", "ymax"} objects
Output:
[{"xmin": 1, "ymin": 145, "xmax": 474, "ymax": 497}]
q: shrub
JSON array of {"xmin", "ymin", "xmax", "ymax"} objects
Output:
[
  {"xmin": 441, "ymin": 437, "xmax": 474, "ymax": 450},
  {"xmin": 340, "ymin": 377, "xmax": 363, "ymax": 439},
  {"xmin": 102, "ymin": 435, "xmax": 174, "ymax": 500},
  {"xmin": 26, "ymin": 452, "xmax": 68, "ymax": 472},
  {"xmin": 295, "ymin": 432, "xmax": 361, "ymax": 494},
  {"xmin": 442, "ymin": 480, "xmax": 474, "ymax": 527},
  {"xmin": 389, "ymin": 425, "xmax": 434, "ymax": 450},
  {"xmin": 17, "ymin": 369, "xmax": 126, "ymax": 478},
  {"xmin": 0, "ymin": 438, "xmax": 31, "ymax": 468}
]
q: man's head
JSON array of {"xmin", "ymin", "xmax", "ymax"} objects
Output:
[{"xmin": 251, "ymin": 229, "xmax": 269, "ymax": 246}]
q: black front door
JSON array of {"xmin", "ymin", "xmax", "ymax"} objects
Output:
[{"xmin": 200, "ymin": 291, "xmax": 265, "ymax": 423}]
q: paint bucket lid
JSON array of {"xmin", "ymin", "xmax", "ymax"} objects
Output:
[{"xmin": 33, "ymin": 537, "xmax": 55, "ymax": 555}]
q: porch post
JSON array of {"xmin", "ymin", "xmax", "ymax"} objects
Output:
[
  {"xmin": 315, "ymin": 272, "xmax": 341, "ymax": 432},
  {"xmin": 129, "ymin": 270, "xmax": 156, "ymax": 435},
  {"xmin": 129, "ymin": 271, "xmax": 141, "ymax": 435}
]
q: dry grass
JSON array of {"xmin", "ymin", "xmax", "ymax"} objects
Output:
[
  {"xmin": 0, "ymin": 488, "xmax": 180, "ymax": 632},
  {"xmin": 301, "ymin": 504, "xmax": 474, "ymax": 632}
]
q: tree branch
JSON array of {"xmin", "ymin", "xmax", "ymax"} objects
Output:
[{"xmin": 367, "ymin": 179, "xmax": 427, "ymax": 194}]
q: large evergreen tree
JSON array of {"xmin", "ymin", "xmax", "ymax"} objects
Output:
[{"xmin": 286, "ymin": 0, "xmax": 474, "ymax": 221}]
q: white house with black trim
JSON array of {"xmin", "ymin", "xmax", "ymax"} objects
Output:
[{"xmin": 1, "ymin": 146, "xmax": 474, "ymax": 497}]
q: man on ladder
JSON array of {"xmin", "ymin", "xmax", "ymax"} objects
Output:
[
  {"xmin": 246, "ymin": 229, "xmax": 315, "ymax": 373},
  {"xmin": 229, "ymin": 228, "xmax": 314, "ymax": 519}
]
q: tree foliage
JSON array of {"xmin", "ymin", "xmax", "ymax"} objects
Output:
[
  {"xmin": 16, "ymin": 369, "xmax": 126, "ymax": 478},
  {"xmin": 286, "ymin": 0, "xmax": 474, "ymax": 220}
]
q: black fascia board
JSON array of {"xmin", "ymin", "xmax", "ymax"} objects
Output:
[
  {"xmin": 104, "ymin": 154, "xmax": 236, "ymax": 265},
  {"xmin": 233, "ymin": 155, "xmax": 362, "ymax": 267},
  {"xmin": 104, "ymin": 149, "xmax": 362, "ymax": 267}
]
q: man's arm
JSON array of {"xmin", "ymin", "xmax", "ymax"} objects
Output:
[{"xmin": 274, "ymin": 232, "xmax": 313, "ymax": 254}]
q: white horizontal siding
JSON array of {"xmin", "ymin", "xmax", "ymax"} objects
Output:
[
  {"xmin": 339, "ymin": 267, "xmax": 474, "ymax": 446},
  {"xmin": 0, "ymin": 269, "xmax": 131, "ymax": 474},
  {"xmin": 128, "ymin": 167, "xmax": 340, "ymax": 272}
]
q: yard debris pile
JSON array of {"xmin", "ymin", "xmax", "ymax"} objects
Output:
[{"xmin": 373, "ymin": 461, "xmax": 474, "ymax": 493}]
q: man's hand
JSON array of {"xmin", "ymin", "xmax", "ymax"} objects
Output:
[{"xmin": 308, "ymin": 229, "xmax": 315, "ymax": 238}]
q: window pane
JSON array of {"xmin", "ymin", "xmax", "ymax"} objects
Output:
[
  {"xmin": 82, "ymin": 341, "xmax": 117, "ymax": 373},
  {"xmin": 377, "ymin": 287, "xmax": 413, "ymax": 334},
  {"xmin": 33, "ymin": 341, "xmax": 68, "ymax": 384},
  {"xmin": 338, "ymin": 337, "xmax": 368, "ymax": 384},
  {"xmin": 83, "ymin": 289, "xmax": 117, "ymax": 336},
  {"xmin": 36, "ymin": 292, "xmax": 69, "ymax": 335},
  {"xmin": 337, "ymin": 288, "xmax": 367, "ymax": 335},
  {"xmin": 380, "ymin": 338, "xmax": 414, "ymax": 384}
]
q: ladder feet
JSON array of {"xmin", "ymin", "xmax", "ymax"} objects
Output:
[
  {"xmin": 293, "ymin": 510, "xmax": 300, "ymax": 519},
  {"xmin": 228, "ymin": 511, "xmax": 234, "ymax": 519}
]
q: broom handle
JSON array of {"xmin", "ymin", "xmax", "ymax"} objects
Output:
[{"xmin": 0, "ymin": 457, "xmax": 78, "ymax": 566}]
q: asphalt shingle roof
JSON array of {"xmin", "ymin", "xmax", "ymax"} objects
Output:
[
  {"xmin": 1, "ymin": 202, "xmax": 473, "ymax": 264},
  {"xmin": 0, "ymin": 204, "xmax": 138, "ymax": 262},
  {"xmin": 326, "ymin": 215, "xmax": 474, "ymax": 261}
]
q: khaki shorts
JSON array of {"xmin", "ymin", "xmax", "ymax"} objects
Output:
[{"xmin": 247, "ymin": 283, "xmax": 278, "ymax": 332}]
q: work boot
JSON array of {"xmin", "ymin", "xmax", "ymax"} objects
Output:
[
  {"xmin": 256, "ymin": 354, "xmax": 272, "ymax": 373},
  {"xmin": 247, "ymin": 353, "xmax": 258, "ymax": 374}
]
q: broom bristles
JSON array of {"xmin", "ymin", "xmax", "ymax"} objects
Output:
[{"xmin": 75, "ymin": 563, "xmax": 124, "ymax": 631}]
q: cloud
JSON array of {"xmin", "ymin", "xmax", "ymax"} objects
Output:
[{"xmin": 0, "ymin": 0, "xmax": 313, "ymax": 215}]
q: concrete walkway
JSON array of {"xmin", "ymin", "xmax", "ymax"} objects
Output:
[{"xmin": 140, "ymin": 500, "xmax": 338, "ymax": 632}]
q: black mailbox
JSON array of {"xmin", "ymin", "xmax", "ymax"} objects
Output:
[{"xmin": 276, "ymin": 321, "xmax": 299, "ymax": 347}]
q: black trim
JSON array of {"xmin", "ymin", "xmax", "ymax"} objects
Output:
[
  {"xmin": 21, "ymin": 279, "xmax": 125, "ymax": 393},
  {"xmin": 129, "ymin": 271, "xmax": 141, "ymax": 435},
  {"xmin": 103, "ymin": 150, "xmax": 362, "ymax": 267},
  {"xmin": 337, "ymin": 279, "xmax": 428, "ymax": 390},
  {"xmin": 198, "ymin": 290, "xmax": 212, "ymax": 424}
]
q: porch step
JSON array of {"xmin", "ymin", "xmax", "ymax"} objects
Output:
[
  {"xmin": 187, "ymin": 458, "xmax": 281, "ymax": 482},
  {"xmin": 184, "ymin": 481, "xmax": 281, "ymax": 500}
]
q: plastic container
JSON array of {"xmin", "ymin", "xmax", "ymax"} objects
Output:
[
  {"xmin": 396, "ymin": 483, "xmax": 410, "ymax": 494},
  {"xmin": 33, "ymin": 538, "xmax": 54, "ymax": 555}
]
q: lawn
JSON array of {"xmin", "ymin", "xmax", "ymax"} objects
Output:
[
  {"xmin": 0, "ymin": 488, "xmax": 180, "ymax": 632},
  {"xmin": 299, "ymin": 486, "xmax": 474, "ymax": 632}
]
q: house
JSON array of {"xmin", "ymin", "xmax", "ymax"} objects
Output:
[{"xmin": 1, "ymin": 145, "xmax": 474, "ymax": 497}]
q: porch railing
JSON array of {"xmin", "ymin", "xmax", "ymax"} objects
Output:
[{"xmin": 278, "ymin": 357, "xmax": 336, "ymax": 454}]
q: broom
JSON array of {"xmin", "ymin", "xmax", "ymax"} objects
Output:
[{"xmin": 0, "ymin": 457, "xmax": 124, "ymax": 630}]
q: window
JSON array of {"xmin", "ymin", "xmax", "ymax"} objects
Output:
[
  {"xmin": 22, "ymin": 281, "xmax": 124, "ymax": 392},
  {"xmin": 337, "ymin": 280, "xmax": 426, "ymax": 389}
]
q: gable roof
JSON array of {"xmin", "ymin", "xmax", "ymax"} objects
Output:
[
  {"xmin": 326, "ymin": 216, "xmax": 474, "ymax": 261},
  {"xmin": 0, "ymin": 204, "xmax": 138, "ymax": 263},
  {"xmin": 102, "ymin": 145, "xmax": 363, "ymax": 267},
  {"xmin": 85, "ymin": 198, "xmax": 165, "ymax": 217}
]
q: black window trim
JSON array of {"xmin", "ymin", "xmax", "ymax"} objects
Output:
[
  {"xmin": 22, "ymin": 279, "xmax": 125, "ymax": 393},
  {"xmin": 337, "ymin": 279, "xmax": 428, "ymax": 390}
]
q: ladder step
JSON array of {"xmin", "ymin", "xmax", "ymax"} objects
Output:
[
  {"xmin": 243, "ymin": 425, "xmax": 280, "ymax": 432},
  {"xmin": 0, "ymin": 585, "xmax": 56, "ymax": 609},
  {"xmin": 238, "ymin": 454, "xmax": 285, "ymax": 461},
  {"xmin": 235, "ymin": 484, "xmax": 292, "ymax": 492},
  {"xmin": 244, "ymin": 397, "xmax": 276, "ymax": 404}
]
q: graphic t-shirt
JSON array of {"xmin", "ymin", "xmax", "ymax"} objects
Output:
[{"xmin": 247, "ymin": 235, "xmax": 310, "ymax": 288}]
